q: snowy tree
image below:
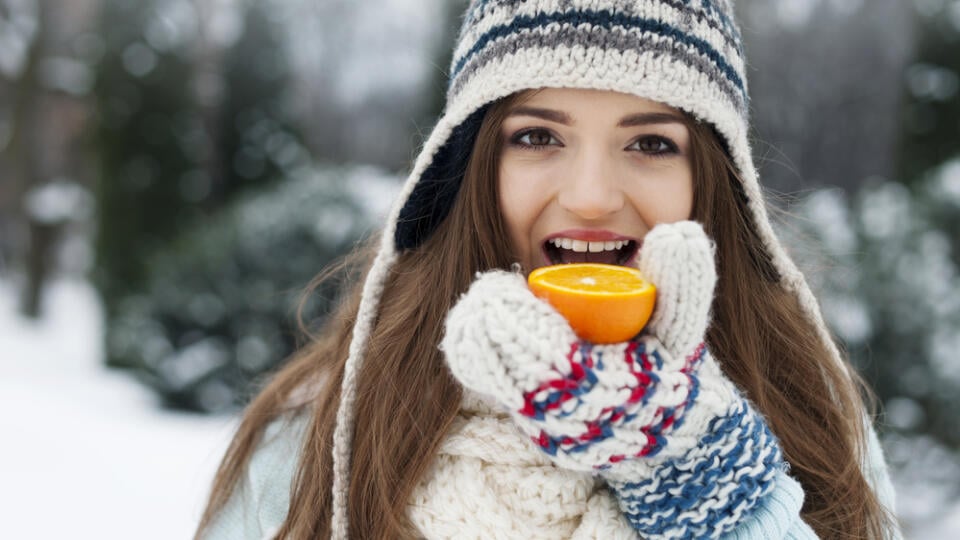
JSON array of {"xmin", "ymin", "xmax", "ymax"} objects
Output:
[
  {"xmin": 93, "ymin": 0, "xmax": 203, "ymax": 338},
  {"xmin": 108, "ymin": 166, "xmax": 397, "ymax": 412},
  {"xmin": 738, "ymin": 0, "xmax": 914, "ymax": 194},
  {"xmin": 897, "ymin": 0, "xmax": 960, "ymax": 183},
  {"xmin": 0, "ymin": 0, "xmax": 100, "ymax": 317},
  {"xmin": 92, "ymin": 0, "xmax": 302, "ymax": 368},
  {"xmin": 775, "ymin": 10, "xmax": 960, "ymax": 513}
]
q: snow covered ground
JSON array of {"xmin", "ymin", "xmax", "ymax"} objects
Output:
[
  {"xmin": 0, "ymin": 278, "xmax": 235, "ymax": 539},
  {"xmin": 2, "ymin": 276, "xmax": 959, "ymax": 539}
]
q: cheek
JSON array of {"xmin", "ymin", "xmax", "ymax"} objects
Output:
[
  {"xmin": 497, "ymin": 167, "xmax": 532, "ymax": 251},
  {"xmin": 498, "ymin": 159, "xmax": 556, "ymax": 261},
  {"xmin": 499, "ymin": 160, "xmax": 548, "ymax": 220},
  {"xmin": 631, "ymin": 169, "xmax": 694, "ymax": 222},
  {"xmin": 673, "ymin": 176, "xmax": 695, "ymax": 220}
]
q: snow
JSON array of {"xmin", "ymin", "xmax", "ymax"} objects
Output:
[
  {"xmin": 776, "ymin": 0, "xmax": 818, "ymax": 28},
  {"xmin": 39, "ymin": 56, "xmax": 95, "ymax": 96},
  {"xmin": 23, "ymin": 180, "xmax": 93, "ymax": 225},
  {"xmin": 281, "ymin": 0, "xmax": 445, "ymax": 108},
  {"xmin": 0, "ymin": 278, "xmax": 235, "ymax": 539},
  {"xmin": 932, "ymin": 157, "xmax": 960, "ymax": 205},
  {"xmin": 122, "ymin": 42, "xmax": 159, "ymax": 78},
  {"xmin": 886, "ymin": 434, "xmax": 960, "ymax": 538},
  {"xmin": 906, "ymin": 63, "xmax": 960, "ymax": 102},
  {"xmin": 0, "ymin": 0, "xmax": 38, "ymax": 78}
]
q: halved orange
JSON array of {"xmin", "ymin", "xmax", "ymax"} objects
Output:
[{"xmin": 527, "ymin": 263, "xmax": 657, "ymax": 344}]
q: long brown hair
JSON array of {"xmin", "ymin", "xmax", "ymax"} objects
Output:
[{"xmin": 196, "ymin": 92, "xmax": 894, "ymax": 539}]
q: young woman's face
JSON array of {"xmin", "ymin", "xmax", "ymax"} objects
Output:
[{"xmin": 498, "ymin": 88, "xmax": 694, "ymax": 273}]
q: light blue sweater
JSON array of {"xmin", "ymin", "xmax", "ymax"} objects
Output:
[{"xmin": 202, "ymin": 414, "xmax": 901, "ymax": 539}]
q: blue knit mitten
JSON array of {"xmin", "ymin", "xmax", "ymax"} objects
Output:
[{"xmin": 442, "ymin": 221, "xmax": 787, "ymax": 540}]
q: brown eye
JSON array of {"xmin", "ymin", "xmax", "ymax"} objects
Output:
[
  {"xmin": 528, "ymin": 131, "xmax": 552, "ymax": 145},
  {"xmin": 639, "ymin": 139, "xmax": 666, "ymax": 152},
  {"xmin": 513, "ymin": 129, "xmax": 559, "ymax": 148},
  {"xmin": 630, "ymin": 136, "xmax": 677, "ymax": 156}
]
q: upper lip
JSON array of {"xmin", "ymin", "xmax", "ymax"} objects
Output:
[{"xmin": 544, "ymin": 229, "xmax": 636, "ymax": 243}]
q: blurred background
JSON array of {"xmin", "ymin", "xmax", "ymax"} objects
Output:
[{"xmin": 0, "ymin": 0, "xmax": 957, "ymax": 537}]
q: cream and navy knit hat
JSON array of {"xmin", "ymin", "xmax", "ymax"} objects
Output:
[{"xmin": 330, "ymin": 1, "xmax": 845, "ymax": 536}]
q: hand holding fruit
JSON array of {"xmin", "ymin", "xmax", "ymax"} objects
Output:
[
  {"xmin": 441, "ymin": 221, "xmax": 787, "ymax": 539},
  {"xmin": 442, "ymin": 221, "xmax": 729, "ymax": 464}
]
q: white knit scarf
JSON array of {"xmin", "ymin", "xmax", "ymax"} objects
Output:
[{"xmin": 408, "ymin": 390, "xmax": 638, "ymax": 539}]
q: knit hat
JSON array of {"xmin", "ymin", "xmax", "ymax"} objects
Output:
[{"xmin": 330, "ymin": 1, "xmax": 845, "ymax": 536}]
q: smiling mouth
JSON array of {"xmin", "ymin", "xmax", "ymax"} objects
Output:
[{"xmin": 543, "ymin": 238, "xmax": 639, "ymax": 266}]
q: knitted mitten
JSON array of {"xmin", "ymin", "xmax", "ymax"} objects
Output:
[{"xmin": 442, "ymin": 221, "xmax": 786, "ymax": 540}]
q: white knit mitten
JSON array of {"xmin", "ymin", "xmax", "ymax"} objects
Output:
[{"xmin": 442, "ymin": 221, "xmax": 786, "ymax": 540}]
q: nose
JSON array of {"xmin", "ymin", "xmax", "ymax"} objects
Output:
[{"xmin": 556, "ymin": 149, "xmax": 625, "ymax": 220}]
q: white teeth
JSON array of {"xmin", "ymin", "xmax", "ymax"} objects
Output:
[{"xmin": 548, "ymin": 237, "xmax": 630, "ymax": 253}]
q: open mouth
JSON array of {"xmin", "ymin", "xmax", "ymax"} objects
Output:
[{"xmin": 543, "ymin": 237, "xmax": 639, "ymax": 266}]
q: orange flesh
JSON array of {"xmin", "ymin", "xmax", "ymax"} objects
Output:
[{"xmin": 528, "ymin": 263, "xmax": 657, "ymax": 344}]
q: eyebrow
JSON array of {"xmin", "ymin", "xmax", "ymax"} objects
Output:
[
  {"xmin": 508, "ymin": 106, "xmax": 571, "ymax": 124},
  {"xmin": 617, "ymin": 111, "xmax": 686, "ymax": 127},
  {"xmin": 507, "ymin": 106, "xmax": 685, "ymax": 127}
]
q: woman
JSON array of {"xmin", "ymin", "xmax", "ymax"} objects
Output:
[{"xmin": 197, "ymin": 1, "xmax": 900, "ymax": 538}]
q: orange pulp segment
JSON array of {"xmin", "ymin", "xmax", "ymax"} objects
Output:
[{"xmin": 527, "ymin": 263, "xmax": 657, "ymax": 344}]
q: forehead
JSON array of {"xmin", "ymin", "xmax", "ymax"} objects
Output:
[
  {"xmin": 503, "ymin": 88, "xmax": 690, "ymax": 132},
  {"xmin": 513, "ymin": 88, "xmax": 682, "ymax": 116}
]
